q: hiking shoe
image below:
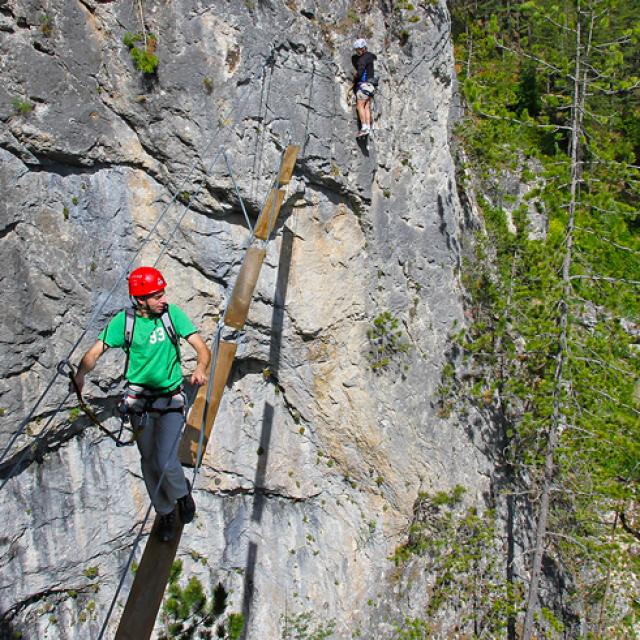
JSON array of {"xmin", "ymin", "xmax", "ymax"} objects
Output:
[
  {"xmin": 157, "ymin": 509, "xmax": 177, "ymax": 543},
  {"xmin": 177, "ymin": 480, "xmax": 196, "ymax": 524}
]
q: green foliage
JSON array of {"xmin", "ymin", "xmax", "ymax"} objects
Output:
[
  {"xmin": 389, "ymin": 618, "xmax": 430, "ymax": 639},
  {"xmin": 203, "ymin": 76, "xmax": 214, "ymax": 94},
  {"xmin": 227, "ymin": 614, "xmax": 243, "ymax": 640},
  {"xmin": 280, "ymin": 611, "xmax": 335, "ymax": 639},
  {"xmin": 366, "ymin": 311, "xmax": 411, "ymax": 373},
  {"xmin": 123, "ymin": 32, "xmax": 159, "ymax": 75},
  {"xmin": 40, "ymin": 13, "xmax": 52, "ymax": 37},
  {"xmin": 514, "ymin": 61, "xmax": 541, "ymax": 117},
  {"xmin": 346, "ymin": 9, "xmax": 359, "ymax": 23},
  {"xmin": 450, "ymin": 0, "xmax": 640, "ymax": 634},
  {"xmin": 12, "ymin": 97, "xmax": 33, "ymax": 115},
  {"xmin": 392, "ymin": 488, "xmax": 520, "ymax": 636},
  {"xmin": 83, "ymin": 566, "xmax": 99, "ymax": 579},
  {"xmin": 160, "ymin": 560, "xmax": 243, "ymax": 639},
  {"xmin": 430, "ymin": 484, "xmax": 465, "ymax": 507}
]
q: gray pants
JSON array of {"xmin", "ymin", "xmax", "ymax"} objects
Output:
[{"xmin": 126, "ymin": 387, "xmax": 188, "ymax": 516}]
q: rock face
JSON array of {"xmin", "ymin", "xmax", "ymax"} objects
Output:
[{"xmin": 0, "ymin": 1, "xmax": 486, "ymax": 638}]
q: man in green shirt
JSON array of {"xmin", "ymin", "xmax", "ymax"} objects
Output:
[{"xmin": 74, "ymin": 266, "xmax": 210, "ymax": 542}]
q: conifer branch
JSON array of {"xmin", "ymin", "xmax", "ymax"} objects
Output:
[
  {"xmin": 573, "ymin": 203, "xmax": 639, "ymax": 217},
  {"xmin": 570, "ymin": 356, "xmax": 635, "ymax": 377},
  {"xmin": 574, "ymin": 226, "xmax": 640, "ymax": 254},
  {"xmin": 476, "ymin": 110, "xmax": 572, "ymax": 131},
  {"xmin": 495, "ymin": 40, "xmax": 576, "ymax": 80},
  {"xmin": 546, "ymin": 531, "xmax": 591, "ymax": 552},
  {"xmin": 572, "ymin": 339, "xmax": 639, "ymax": 364},
  {"xmin": 589, "ymin": 157, "xmax": 640, "ymax": 170},
  {"xmin": 537, "ymin": 14, "xmax": 578, "ymax": 34},
  {"xmin": 592, "ymin": 35, "xmax": 633, "ymax": 48},
  {"xmin": 569, "ymin": 275, "xmax": 640, "ymax": 285},
  {"xmin": 594, "ymin": 80, "xmax": 640, "ymax": 96},
  {"xmin": 564, "ymin": 421, "xmax": 616, "ymax": 446},
  {"xmin": 589, "ymin": 388, "xmax": 640, "ymax": 416}
]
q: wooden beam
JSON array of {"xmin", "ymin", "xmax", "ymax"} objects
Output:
[
  {"xmin": 114, "ymin": 517, "xmax": 184, "ymax": 640},
  {"xmin": 277, "ymin": 145, "xmax": 300, "ymax": 185},
  {"xmin": 253, "ymin": 188, "xmax": 285, "ymax": 240},
  {"xmin": 223, "ymin": 246, "xmax": 266, "ymax": 329},
  {"xmin": 179, "ymin": 341, "xmax": 238, "ymax": 467}
]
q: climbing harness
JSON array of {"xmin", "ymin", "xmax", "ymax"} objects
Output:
[
  {"xmin": 123, "ymin": 383, "xmax": 186, "ymax": 431},
  {"xmin": 56, "ymin": 360, "xmax": 136, "ymax": 447}
]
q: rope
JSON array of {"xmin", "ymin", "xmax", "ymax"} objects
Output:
[
  {"xmin": 301, "ymin": 59, "xmax": 316, "ymax": 158},
  {"xmin": 251, "ymin": 53, "xmax": 276, "ymax": 201},
  {"xmin": 57, "ymin": 360, "xmax": 136, "ymax": 447},
  {"xmin": 223, "ymin": 150, "xmax": 253, "ymax": 233}
]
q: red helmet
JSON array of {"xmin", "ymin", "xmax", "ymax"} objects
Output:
[{"xmin": 128, "ymin": 266, "xmax": 167, "ymax": 297}]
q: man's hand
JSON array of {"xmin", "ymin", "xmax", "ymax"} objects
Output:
[
  {"xmin": 190, "ymin": 367, "xmax": 207, "ymax": 386},
  {"xmin": 70, "ymin": 340, "xmax": 106, "ymax": 396},
  {"xmin": 186, "ymin": 334, "xmax": 211, "ymax": 386}
]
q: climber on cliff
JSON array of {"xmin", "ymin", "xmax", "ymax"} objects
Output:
[
  {"xmin": 72, "ymin": 266, "xmax": 210, "ymax": 542},
  {"xmin": 352, "ymin": 38, "xmax": 377, "ymax": 137}
]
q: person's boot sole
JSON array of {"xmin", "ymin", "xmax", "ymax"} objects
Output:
[
  {"xmin": 157, "ymin": 511, "xmax": 176, "ymax": 542},
  {"xmin": 178, "ymin": 481, "xmax": 196, "ymax": 524}
]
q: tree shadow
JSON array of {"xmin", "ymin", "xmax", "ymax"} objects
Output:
[{"xmin": 240, "ymin": 226, "xmax": 294, "ymax": 639}]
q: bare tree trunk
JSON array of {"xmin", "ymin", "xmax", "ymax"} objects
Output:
[
  {"xmin": 521, "ymin": 3, "xmax": 585, "ymax": 637},
  {"xmin": 501, "ymin": 253, "xmax": 519, "ymax": 640}
]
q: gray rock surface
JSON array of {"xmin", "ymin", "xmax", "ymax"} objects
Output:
[{"xmin": 0, "ymin": 1, "xmax": 489, "ymax": 638}]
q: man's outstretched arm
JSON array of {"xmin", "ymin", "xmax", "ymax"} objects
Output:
[{"xmin": 73, "ymin": 340, "xmax": 108, "ymax": 393}]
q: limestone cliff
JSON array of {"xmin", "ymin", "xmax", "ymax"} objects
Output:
[{"xmin": 0, "ymin": 1, "xmax": 486, "ymax": 638}]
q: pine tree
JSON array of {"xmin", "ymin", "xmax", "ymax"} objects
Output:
[{"xmin": 449, "ymin": 0, "xmax": 640, "ymax": 635}]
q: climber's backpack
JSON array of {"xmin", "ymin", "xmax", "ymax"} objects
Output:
[{"xmin": 123, "ymin": 307, "xmax": 180, "ymax": 378}]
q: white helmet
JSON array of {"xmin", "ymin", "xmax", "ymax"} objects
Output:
[{"xmin": 353, "ymin": 39, "xmax": 367, "ymax": 50}]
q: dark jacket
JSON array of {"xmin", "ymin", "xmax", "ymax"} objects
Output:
[{"xmin": 352, "ymin": 51, "xmax": 376, "ymax": 88}]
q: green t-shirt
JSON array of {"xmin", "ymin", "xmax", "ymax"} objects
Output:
[{"xmin": 99, "ymin": 304, "xmax": 197, "ymax": 390}]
